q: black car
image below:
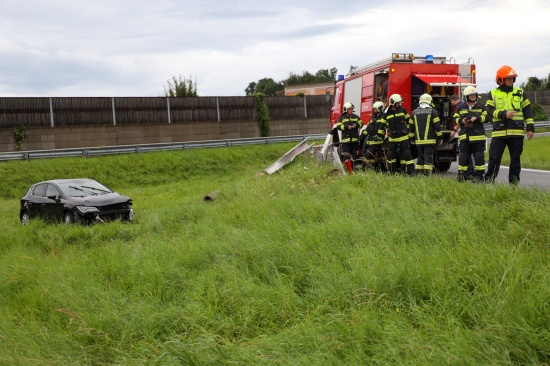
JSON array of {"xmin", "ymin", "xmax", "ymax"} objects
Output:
[{"xmin": 20, "ymin": 178, "xmax": 134, "ymax": 225}]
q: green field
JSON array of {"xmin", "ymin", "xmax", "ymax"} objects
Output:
[{"xmin": 0, "ymin": 139, "xmax": 549, "ymax": 365}]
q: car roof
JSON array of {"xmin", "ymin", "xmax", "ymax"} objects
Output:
[{"xmin": 33, "ymin": 178, "xmax": 96, "ymax": 186}]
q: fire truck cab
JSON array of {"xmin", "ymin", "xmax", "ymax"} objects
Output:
[{"xmin": 330, "ymin": 53, "xmax": 476, "ymax": 172}]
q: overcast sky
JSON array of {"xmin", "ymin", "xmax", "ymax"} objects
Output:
[{"xmin": 1, "ymin": 0, "xmax": 549, "ymax": 97}]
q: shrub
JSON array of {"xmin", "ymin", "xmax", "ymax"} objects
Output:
[
  {"xmin": 13, "ymin": 126, "xmax": 28, "ymax": 150},
  {"xmin": 254, "ymin": 93, "xmax": 270, "ymax": 137},
  {"xmin": 532, "ymin": 104, "xmax": 548, "ymax": 121}
]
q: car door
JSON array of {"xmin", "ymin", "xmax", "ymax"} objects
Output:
[
  {"xmin": 28, "ymin": 183, "xmax": 49, "ymax": 219},
  {"xmin": 43, "ymin": 184, "xmax": 64, "ymax": 221}
]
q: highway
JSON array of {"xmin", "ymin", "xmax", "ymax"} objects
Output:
[
  {"xmin": 444, "ymin": 132, "xmax": 550, "ymax": 190},
  {"xmin": 446, "ymin": 164, "xmax": 550, "ymax": 191}
]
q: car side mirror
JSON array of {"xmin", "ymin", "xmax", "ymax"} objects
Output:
[{"xmin": 47, "ymin": 195, "xmax": 60, "ymax": 202}]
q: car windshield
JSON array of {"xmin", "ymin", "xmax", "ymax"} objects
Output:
[{"xmin": 58, "ymin": 180, "xmax": 113, "ymax": 197}]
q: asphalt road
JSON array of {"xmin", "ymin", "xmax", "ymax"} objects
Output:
[
  {"xmin": 444, "ymin": 133, "xmax": 550, "ymax": 190},
  {"xmin": 446, "ymin": 164, "xmax": 550, "ymax": 190}
]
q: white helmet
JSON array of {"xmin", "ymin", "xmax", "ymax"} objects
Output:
[
  {"xmin": 419, "ymin": 93, "xmax": 432, "ymax": 105},
  {"xmin": 463, "ymin": 86, "xmax": 478, "ymax": 101},
  {"xmin": 343, "ymin": 102, "xmax": 354, "ymax": 112},
  {"xmin": 373, "ymin": 101, "xmax": 385, "ymax": 113},
  {"xmin": 389, "ymin": 94, "xmax": 403, "ymax": 106}
]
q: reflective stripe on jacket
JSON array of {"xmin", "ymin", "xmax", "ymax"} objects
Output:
[
  {"xmin": 336, "ymin": 113, "xmax": 363, "ymax": 142},
  {"xmin": 380, "ymin": 106, "xmax": 410, "ymax": 143},
  {"xmin": 365, "ymin": 114, "xmax": 384, "ymax": 145},
  {"xmin": 411, "ymin": 106, "xmax": 442, "ymax": 145},
  {"xmin": 486, "ymin": 87, "xmax": 534, "ymax": 138},
  {"xmin": 453, "ymin": 101, "xmax": 487, "ymax": 142}
]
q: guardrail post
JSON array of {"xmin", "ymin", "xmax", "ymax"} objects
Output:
[
  {"xmin": 112, "ymin": 97, "xmax": 117, "ymax": 126},
  {"xmin": 49, "ymin": 97, "xmax": 54, "ymax": 127},
  {"xmin": 167, "ymin": 97, "xmax": 171, "ymax": 124},
  {"xmin": 304, "ymin": 97, "xmax": 307, "ymax": 118}
]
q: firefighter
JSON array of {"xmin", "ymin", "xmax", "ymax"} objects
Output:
[
  {"xmin": 360, "ymin": 101, "xmax": 386, "ymax": 170},
  {"xmin": 449, "ymin": 94, "xmax": 463, "ymax": 141},
  {"xmin": 410, "ymin": 93, "xmax": 442, "ymax": 175},
  {"xmin": 454, "ymin": 86, "xmax": 488, "ymax": 182},
  {"xmin": 336, "ymin": 102, "xmax": 363, "ymax": 171},
  {"xmin": 379, "ymin": 94, "xmax": 415, "ymax": 175},
  {"xmin": 450, "ymin": 94, "xmax": 475, "ymax": 177},
  {"xmin": 485, "ymin": 65, "xmax": 535, "ymax": 184}
]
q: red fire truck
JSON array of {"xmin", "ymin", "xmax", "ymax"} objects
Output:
[{"xmin": 329, "ymin": 52, "xmax": 476, "ymax": 172}]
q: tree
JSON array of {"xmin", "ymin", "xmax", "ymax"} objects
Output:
[
  {"xmin": 284, "ymin": 67, "xmax": 338, "ymax": 85},
  {"xmin": 244, "ymin": 78, "xmax": 284, "ymax": 96},
  {"xmin": 244, "ymin": 82, "xmax": 257, "ymax": 96},
  {"xmin": 524, "ymin": 76, "xmax": 543, "ymax": 90},
  {"xmin": 315, "ymin": 67, "xmax": 338, "ymax": 81},
  {"xmin": 164, "ymin": 74, "xmax": 198, "ymax": 97},
  {"xmin": 520, "ymin": 73, "xmax": 550, "ymax": 91},
  {"xmin": 245, "ymin": 67, "xmax": 338, "ymax": 96}
]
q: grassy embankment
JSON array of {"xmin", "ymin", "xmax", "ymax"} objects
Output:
[{"xmin": 0, "ymin": 138, "xmax": 549, "ymax": 365}]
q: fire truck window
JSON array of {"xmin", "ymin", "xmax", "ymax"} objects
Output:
[{"xmin": 377, "ymin": 76, "xmax": 388, "ymax": 100}]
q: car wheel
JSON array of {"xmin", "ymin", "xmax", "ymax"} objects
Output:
[
  {"xmin": 21, "ymin": 211, "xmax": 30, "ymax": 225},
  {"xmin": 64, "ymin": 212, "xmax": 74, "ymax": 225}
]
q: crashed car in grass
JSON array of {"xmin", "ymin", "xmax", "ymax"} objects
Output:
[{"xmin": 20, "ymin": 178, "xmax": 134, "ymax": 225}]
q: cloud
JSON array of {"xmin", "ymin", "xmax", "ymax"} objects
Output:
[{"xmin": 0, "ymin": 0, "xmax": 549, "ymax": 96}]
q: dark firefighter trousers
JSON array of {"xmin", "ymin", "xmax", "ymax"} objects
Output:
[
  {"xmin": 341, "ymin": 141, "xmax": 359, "ymax": 168},
  {"xmin": 485, "ymin": 137, "xmax": 524, "ymax": 184},
  {"xmin": 416, "ymin": 145, "xmax": 435, "ymax": 175},
  {"xmin": 458, "ymin": 140, "xmax": 486, "ymax": 181},
  {"xmin": 364, "ymin": 143, "xmax": 383, "ymax": 169},
  {"xmin": 387, "ymin": 140, "xmax": 415, "ymax": 175}
]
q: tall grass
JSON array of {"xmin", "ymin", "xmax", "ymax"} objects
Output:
[
  {"xmin": 0, "ymin": 142, "xmax": 549, "ymax": 365},
  {"xmin": 497, "ymin": 135, "xmax": 550, "ymax": 170}
]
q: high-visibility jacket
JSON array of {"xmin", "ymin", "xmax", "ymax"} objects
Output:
[
  {"xmin": 336, "ymin": 112, "xmax": 363, "ymax": 143},
  {"xmin": 363, "ymin": 113, "xmax": 384, "ymax": 145},
  {"xmin": 410, "ymin": 105, "xmax": 442, "ymax": 145},
  {"xmin": 453, "ymin": 101, "xmax": 487, "ymax": 142},
  {"xmin": 379, "ymin": 106, "xmax": 411, "ymax": 143},
  {"xmin": 486, "ymin": 86, "xmax": 534, "ymax": 138}
]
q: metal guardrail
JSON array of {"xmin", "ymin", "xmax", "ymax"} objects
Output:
[
  {"xmin": 1, "ymin": 120, "xmax": 549, "ymax": 162},
  {"xmin": 0, "ymin": 134, "xmax": 328, "ymax": 161}
]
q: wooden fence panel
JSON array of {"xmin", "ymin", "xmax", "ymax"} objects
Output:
[
  {"xmin": 0, "ymin": 98, "xmax": 50, "ymax": 128},
  {"xmin": 169, "ymin": 97, "xmax": 218, "ymax": 122},
  {"xmin": 305, "ymin": 95, "xmax": 331, "ymax": 119},
  {"xmin": 540, "ymin": 90, "xmax": 550, "ymax": 105},
  {"xmin": 53, "ymin": 97, "xmax": 113, "ymax": 126},
  {"xmin": 114, "ymin": 97, "xmax": 168, "ymax": 125},
  {"xmin": 266, "ymin": 96, "xmax": 305, "ymax": 119},
  {"xmin": 265, "ymin": 95, "xmax": 329, "ymax": 120},
  {"xmin": 218, "ymin": 96, "xmax": 256, "ymax": 121}
]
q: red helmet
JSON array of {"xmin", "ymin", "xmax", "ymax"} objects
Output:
[{"xmin": 496, "ymin": 65, "xmax": 517, "ymax": 85}]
